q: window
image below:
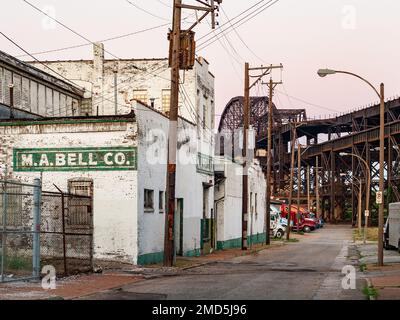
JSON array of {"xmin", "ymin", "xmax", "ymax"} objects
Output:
[
  {"xmin": 203, "ymin": 104, "xmax": 207, "ymax": 129},
  {"xmin": 250, "ymin": 192, "xmax": 253, "ymax": 215},
  {"xmin": 161, "ymin": 89, "xmax": 171, "ymax": 113},
  {"xmin": 68, "ymin": 179, "xmax": 93, "ymax": 227},
  {"xmin": 0, "ymin": 182, "xmax": 22, "ymax": 227},
  {"xmin": 144, "ymin": 189, "xmax": 154, "ymax": 212},
  {"xmin": 159, "ymin": 191, "xmax": 165, "ymax": 213},
  {"xmin": 133, "ymin": 90, "xmax": 148, "ymax": 105},
  {"xmin": 255, "ymin": 193, "xmax": 258, "ymax": 218}
]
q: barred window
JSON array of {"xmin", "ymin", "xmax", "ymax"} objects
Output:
[
  {"xmin": 68, "ymin": 179, "xmax": 93, "ymax": 227},
  {"xmin": 0, "ymin": 182, "xmax": 23, "ymax": 227}
]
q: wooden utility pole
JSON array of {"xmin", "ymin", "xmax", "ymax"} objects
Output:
[
  {"xmin": 242, "ymin": 62, "xmax": 250, "ymax": 250},
  {"xmin": 297, "ymin": 143, "xmax": 301, "ymax": 233},
  {"xmin": 307, "ymin": 165, "xmax": 310, "ymax": 212},
  {"xmin": 164, "ymin": 0, "xmax": 221, "ymax": 266},
  {"xmin": 265, "ymin": 75, "xmax": 282, "ymax": 244},
  {"xmin": 316, "ymin": 156, "xmax": 320, "ymax": 218},
  {"xmin": 286, "ymin": 124, "xmax": 296, "ymax": 240},
  {"xmin": 242, "ymin": 64, "xmax": 282, "ymax": 249}
]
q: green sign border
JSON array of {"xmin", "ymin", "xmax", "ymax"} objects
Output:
[{"xmin": 13, "ymin": 147, "xmax": 138, "ymax": 172}]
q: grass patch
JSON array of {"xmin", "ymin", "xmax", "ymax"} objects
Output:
[
  {"xmin": 0, "ymin": 253, "xmax": 32, "ymax": 271},
  {"xmin": 363, "ymin": 286, "xmax": 378, "ymax": 299},
  {"xmin": 353, "ymin": 227, "xmax": 379, "ymax": 242},
  {"xmin": 284, "ymin": 238, "xmax": 300, "ymax": 243},
  {"xmin": 359, "ymin": 263, "xmax": 367, "ymax": 272}
]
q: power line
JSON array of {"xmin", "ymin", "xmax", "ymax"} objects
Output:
[
  {"xmin": 198, "ymin": 0, "xmax": 281, "ymax": 51},
  {"xmin": 220, "ymin": 7, "xmax": 266, "ymax": 64},
  {"xmin": 0, "ymin": 31, "xmax": 86, "ymax": 92},
  {"xmin": 15, "ymin": 22, "xmax": 171, "ymax": 58},
  {"xmin": 125, "ymin": 0, "xmax": 170, "ymax": 21}
]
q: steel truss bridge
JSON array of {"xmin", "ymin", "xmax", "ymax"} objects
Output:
[{"xmin": 218, "ymin": 95, "xmax": 400, "ymax": 223}]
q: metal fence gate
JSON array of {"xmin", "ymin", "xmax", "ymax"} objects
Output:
[{"xmin": 0, "ymin": 178, "xmax": 93, "ymax": 282}]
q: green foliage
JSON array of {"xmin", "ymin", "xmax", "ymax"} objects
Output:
[{"xmin": 363, "ymin": 286, "xmax": 378, "ymax": 299}]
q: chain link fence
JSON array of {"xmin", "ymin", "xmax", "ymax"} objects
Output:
[{"xmin": 0, "ymin": 178, "xmax": 93, "ymax": 282}]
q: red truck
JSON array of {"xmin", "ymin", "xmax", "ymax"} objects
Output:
[{"xmin": 280, "ymin": 204, "xmax": 317, "ymax": 233}]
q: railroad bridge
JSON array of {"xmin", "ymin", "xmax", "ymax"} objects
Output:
[{"xmin": 218, "ymin": 95, "xmax": 400, "ymax": 223}]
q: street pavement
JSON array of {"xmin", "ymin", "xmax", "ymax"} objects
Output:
[{"xmin": 81, "ymin": 225, "xmax": 366, "ymax": 300}]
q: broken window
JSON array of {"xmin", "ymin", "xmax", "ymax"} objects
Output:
[
  {"xmin": 159, "ymin": 191, "xmax": 165, "ymax": 213},
  {"xmin": 144, "ymin": 189, "xmax": 154, "ymax": 212}
]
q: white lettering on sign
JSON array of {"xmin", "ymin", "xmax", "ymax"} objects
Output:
[
  {"xmin": 56, "ymin": 153, "xmax": 66, "ymax": 166},
  {"xmin": 21, "ymin": 154, "xmax": 33, "ymax": 167},
  {"xmin": 39, "ymin": 154, "xmax": 49, "ymax": 167},
  {"xmin": 104, "ymin": 153, "xmax": 113, "ymax": 165}
]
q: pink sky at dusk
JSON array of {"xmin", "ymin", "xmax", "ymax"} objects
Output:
[{"xmin": 1, "ymin": 0, "xmax": 399, "ymax": 121}]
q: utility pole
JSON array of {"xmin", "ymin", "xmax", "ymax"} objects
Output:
[
  {"xmin": 243, "ymin": 64, "xmax": 282, "ymax": 248},
  {"xmin": 164, "ymin": 0, "xmax": 221, "ymax": 267},
  {"xmin": 286, "ymin": 124, "xmax": 297, "ymax": 240},
  {"xmin": 307, "ymin": 164, "xmax": 310, "ymax": 212},
  {"xmin": 297, "ymin": 143, "xmax": 301, "ymax": 233},
  {"xmin": 378, "ymin": 83, "xmax": 385, "ymax": 266},
  {"xmin": 242, "ymin": 62, "xmax": 250, "ymax": 250},
  {"xmin": 265, "ymin": 74, "xmax": 282, "ymax": 245},
  {"xmin": 316, "ymin": 156, "xmax": 320, "ymax": 219}
]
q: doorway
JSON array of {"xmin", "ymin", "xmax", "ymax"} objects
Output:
[{"xmin": 175, "ymin": 198, "xmax": 184, "ymax": 256}]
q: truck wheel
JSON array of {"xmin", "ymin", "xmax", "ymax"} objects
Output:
[
  {"xmin": 276, "ymin": 229, "xmax": 284, "ymax": 239},
  {"xmin": 398, "ymin": 240, "xmax": 400, "ymax": 254},
  {"xmin": 303, "ymin": 226, "xmax": 311, "ymax": 233}
]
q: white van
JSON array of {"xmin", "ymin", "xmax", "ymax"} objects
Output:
[{"xmin": 385, "ymin": 203, "xmax": 400, "ymax": 253}]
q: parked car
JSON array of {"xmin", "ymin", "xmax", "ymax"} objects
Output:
[{"xmin": 385, "ymin": 203, "xmax": 400, "ymax": 253}]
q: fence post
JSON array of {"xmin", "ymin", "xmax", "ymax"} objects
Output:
[
  {"xmin": 32, "ymin": 178, "xmax": 41, "ymax": 279},
  {"xmin": 1, "ymin": 178, "xmax": 7, "ymax": 282}
]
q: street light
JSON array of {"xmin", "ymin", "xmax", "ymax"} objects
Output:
[
  {"xmin": 339, "ymin": 152, "xmax": 371, "ymax": 244},
  {"xmin": 321, "ymin": 67, "xmax": 385, "ymax": 267}
]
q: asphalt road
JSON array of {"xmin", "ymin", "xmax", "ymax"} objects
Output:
[{"xmin": 82, "ymin": 225, "xmax": 366, "ymax": 300}]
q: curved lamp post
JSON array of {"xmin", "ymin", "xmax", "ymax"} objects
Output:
[
  {"xmin": 339, "ymin": 152, "xmax": 371, "ymax": 244},
  {"xmin": 319, "ymin": 68, "xmax": 385, "ymax": 266}
]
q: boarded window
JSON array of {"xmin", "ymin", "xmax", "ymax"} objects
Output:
[
  {"xmin": 0, "ymin": 67, "xmax": 3, "ymax": 104},
  {"xmin": 21, "ymin": 77, "xmax": 30, "ymax": 111},
  {"xmin": 0, "ymin": 182, "xmax": 23, "ymax": 227},
  {"xmin": 161, "ymin": 89, "xmax": 171, "ymax": 113},
  {"xmin": 38, "ymin": 84, "xmax": 46, "ymax": 115},
  {"xmin": 13, "ymin": 74, "xmax": 22, "ymax": 109},
  {"xmin": 3, "ymin": 69, "xmax": 12, "ymax": 105},
  {"xmin": 60, "ymin": 94, "xmax": 67, "ymax": 117},
  {"xmin": 45, "ymin": 87, "xmax": 53, "ymax": 117},
  {"xmin": 159, "ymin": 191, "xmax": 165, "ymax": 212},
  {"xmin": 53, "ymin": 91, "xmax": 60, "ymax": 116},
  {"xmin": 66, "ymin": 96, "xmax": 73, "ymax": 116},
  {"xmin": 68, "ymin": 180, "xmax": 93, "ymax": 227},
  {"xmin": 144, "ymin": 189, "xmax": 154, "ymax": 212},
  {"xmin": 133, "ymin": 90, "xmax": 148, "ymax": 105},
  {"xmin": 30, "ymin": 81, "xmax": 38, "ymax": 114}
]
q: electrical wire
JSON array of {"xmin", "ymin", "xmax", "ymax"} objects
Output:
[
  {"xmin": 125, "ymin": 0, "xmax": 170, "ymax": 21},
  {"xmin": 15, "ymin": 23, "xmax": 171, "ymax": 58},
  {"xmin": 198, "ymin": 0, "xmax": 280, "ymax": 51}
]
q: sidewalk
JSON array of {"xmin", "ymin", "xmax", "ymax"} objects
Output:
[
  {"xmin": 356, "ymin": 243, "xmax": 400, "ymax": 300},
  {"xmin": 0, "ymin": 273, "xmax": 143, "ymax": 300},
  {"xmin": 0, "ymin": 237, "xmax": 297, "ymax": 300}
]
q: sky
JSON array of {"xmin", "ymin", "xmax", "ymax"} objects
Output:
[{"xmin": 1, "ymin": 0, "xmax": 400, "ymax": 122}]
